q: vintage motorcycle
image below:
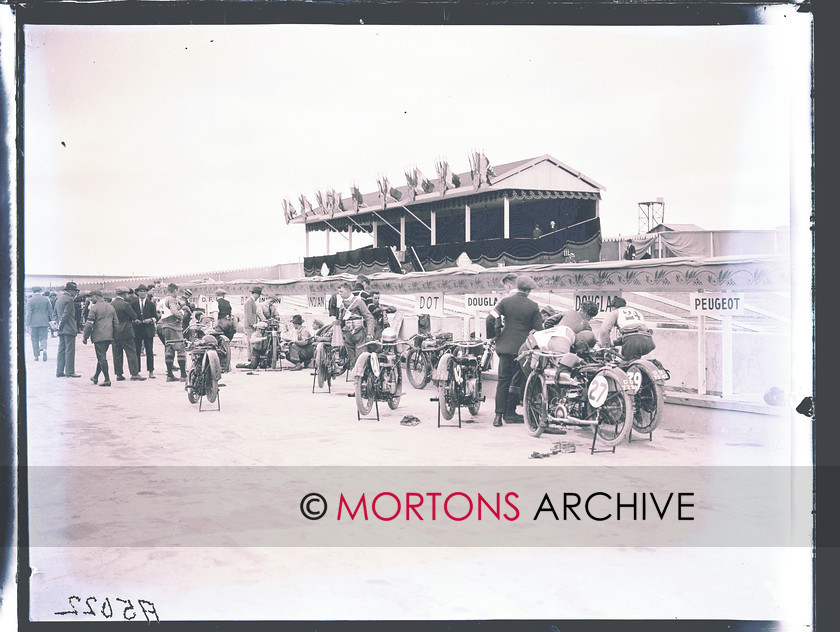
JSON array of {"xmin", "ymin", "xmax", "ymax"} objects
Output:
[
  {"xmin": 312, "ymin": 321, "xmax": 349, "ymax": 388},
  {"xmin": 521, "ymin": 346, "xmax": 634, "ymax": 448},
  {"xmin": 351, "ymin": 327, "xmax": 403, "ymax": 416},
  {"xmin": 184, "ymin": 332, "xmax": 223, "ymax": 407},
  {"xmin": 431, "ymin": 339, "xmax": 490, "ymax": 421},
  {"xmin": 613, "ymin": 350, "xmax": 670, "ymax": 435},
  {"xmin": 403, "ymin": 331, "xmax": 453, "ymax": 390}
]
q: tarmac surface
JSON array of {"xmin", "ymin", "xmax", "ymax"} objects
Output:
[{"xmin": 17, "ymin": 338, "xmax": 812, "ymax": 625}]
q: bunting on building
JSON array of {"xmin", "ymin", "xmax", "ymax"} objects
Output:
[
  {"xmin": 435, "ymin": 160, "xmax": 460, "ymax": 196},
  {"xmin": 299, "ymin": 194, "xmax": 314, "ymax": 217},
  {"xmin": 350, "ymin": 185, "xmax": 364, "ymax": 213},
  {"xmin": 469, "ymin": 150, "xmax": 495, "ymax": 189},
  {"xmin": 282, "ymin": 199, "xmax": 297, "ymax": 225},
  {"xmin": 377, "ymin": 176, "xmax": 391, "ymax": 209},
  {"xmin": 405, "ymin": 167, "xmax": 434, "ymax": 201}
]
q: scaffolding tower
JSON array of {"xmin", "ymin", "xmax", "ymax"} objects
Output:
[{"xmin": 638, "ymin": 198, "xmax": 665, "ymax": 234}]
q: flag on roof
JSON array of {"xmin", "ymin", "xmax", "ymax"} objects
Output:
[
  {"xmin": 481, "ymin": 152, "xmax": 495, "ymax": 186},
  {"xmin": 389, "ymin": 186, "xmax": 403, "ymax": 202},
  {"xmin": 377, "ymin": 176, "xmax": 390, "ymax": 208},
  {"xmin": 469, "ymin": 150, "xmax": 495, "ymax": 189},
  {"xmin": 350, "ymin": 185, "xmax": 364, "ymax": 213},
  {"xmin": 435, "ymin": 160, "xmax": 460, "ymax": 196},
  {"xmin": 282, "ymin": 199, "xmax": 297, "ymax": 224},
  {"xmin": 406, "ymin": 167, "xmax": 434, "ymax": 200},
  {"xmin": 334, "ymin": 190, "xmax": 346, "ymax": 214},
  {"xmin": 299, "ymin": 194, "xmax": 314, "ymax": 217},
  {"xmin": 315, "ymin": 190, "xmax": 327, "ymax": 215}
]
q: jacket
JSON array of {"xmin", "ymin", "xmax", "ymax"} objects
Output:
[
  {"xmin": 244, "ymin": 297, "xmax": 259, "ymax": 330},
  {"xmin": 111, "ymin": 297, "xmax": 138, "ymax": 341},
  {"xmin": 132, "ymin": 296, "xmax": 159, "ymax": 338},
  {"xmin": 54, "ymin": 291, "xmax": 79, "ymax": 335},
  {"xmin": 487, "ymin": 291, "xmax": 543, "ymax": 355},
  {"xmin": 339, "ymin": 295, "xmax": 374, "ymax": 336},
  {"xmin": 83, "ymin": 301, "xmax": 118, "ymax": 343},
  {"xmin": 27, "ymin": 294, "xmax": 53, "ymax": 328}
]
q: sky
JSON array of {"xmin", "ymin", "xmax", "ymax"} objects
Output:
[{"xmin": 21, "ymin": 14, "xmax": 811, "ymax": 277}]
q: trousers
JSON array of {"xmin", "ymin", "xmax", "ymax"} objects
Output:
[
  {"xmin": 113, "ymin": 337, "xmax": 140, "ymax": 377},
  {"xmin": 56, "ymin": 334, "xmax": 76, "ymax": 376}
]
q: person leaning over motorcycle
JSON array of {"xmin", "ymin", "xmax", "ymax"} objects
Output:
[
  {"xmin": 370, "ymin": 291, "xmax": 397, "ymax": 340},
  {"xmin": 597, "ymin": 297, "xmax": 656, "ymax": 361},
  {"xmin": 542, "ymin": 301, "xmax": 599, "ymax": 333},
  {"xmin": 337, "ymin": 281, "xmax": 375, "ymax": 370},
  {"xmin": 486, "ymin": 275, "xmax": 543, "ymax": 427}
]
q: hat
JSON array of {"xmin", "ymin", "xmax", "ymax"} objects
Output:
[
  {"xmin": 135, "ymin": 284, "xmax": 148, "ymax": 292},
  {"xmin": 90, "ymin": 289, "xmax": 103, "ymax": 297},
  {"xmin": 114, "ymin": 286, "xmax": 129, "ymax": 295},
  {"xmin": 64, "ymin": 281, "xmax": 79, "ymax": 292},
  {"xmin": 312, "ymin": 318, "xmax": 324, "ymax": 330},
  {"xmin": 31, "ymin": 286, "xmax": 42, "ymax": 293},
  {"xmin": 611, "ymin": 297, "xmax": 627, "ymax": 309},
  {"xmin": 251, "ymin": 286, "xmax": 263, "ymax": 295},
  {"xmin": 182, "ymin": 288, "xmax": 193, "ymax": 298},
  {"xmin": 167, "ymin": 282, "xmax": 179, "ymax": 292},
  {"xmin": 515, "ymin": 275, "xmax": 537, "ymax": 292},
  {"xmin": 215, "ymin": 289, "xmax": 227, "ymax": 296},
  {"xmin": 352, "ymin": 282, "xmax": 365, "ymax": 291},
  {"xmin": 291, "ymin": 314, "xmax": 303, "ymax": 325}
]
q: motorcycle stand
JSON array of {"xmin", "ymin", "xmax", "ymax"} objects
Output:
[
  {"xmin": 628, "ymin": 427, "xmax": 653, "ymax": 443},
  {"xmin": 589, "ymin": 409, "xmax": 616, "ymax": 455},
  {"xmin": 347, "ymin": 393, "xmax": 380, "ymax": 422},
  {"xmin": 311, "ymin": 370, "xmax": 332, "ymax": 393},
  {"xmin": 198, "ymin": 392, "xmax": 221, "ymax": 412},
  {"xmin": 429, "ymin": 396, "xmax": 462, "ymax": 429}
]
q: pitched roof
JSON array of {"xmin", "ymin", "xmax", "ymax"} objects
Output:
[
  {"xmin": 649, "ymin": 223, "xmax": 706, "ymax": 233},
  {"xmin": 291, "ymin": 153, "xmax": 604, "ymax": 225}
]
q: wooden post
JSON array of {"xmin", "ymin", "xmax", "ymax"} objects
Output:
[
  {"xmin": 325, "ymin": 230, "xmax": 330, "ymax": 255},
  {"xmin": 697, "ymin": 314, "xmax": 707, "ymax": 395},
  {"xmin": 348, "ymin": 225, "xmax": 353, "ymax": 250},
  {"xmin": 372, "ymin": 221, "xmax": 378, "ymax": 247},
  {"xmin": 465, "ymin": 204, "xmax": 471, "ymax": 242},
  {"xmin": 400, "ymin": 216, "xmax": 406, "ymax": 251},
  {"xmin": 305, "ymin": 229, "xmax": 310, "ymax": 258},
  {"xmin": 722, "ymin": 314, "xmax": 733, "ymax": 398},
  {"xmin": 431, "ymin": 211, "xmax": 437, "ymax": 246},
  {"xmin": 709, "ymin": 233, "xmax": 715, "ymax": 257},
  {"xmin": 504, "ymin": 197, "xmax": 510, "ymax": 239}
]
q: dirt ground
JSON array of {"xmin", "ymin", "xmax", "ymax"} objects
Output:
[{"xmin": 15, "ymin": 339, "xmax": 812, "ymax": 625}]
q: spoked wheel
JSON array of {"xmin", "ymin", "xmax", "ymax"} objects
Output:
[
  {"xmin": 270, "ymin": 335, "xmax": 279, "ymax": 370},
  {"xmin": 219, "ymin": 339, "xmax": 231, "ymax": 373},
  {"xmin": 590, "ymin": 368, "xmax": 633, "ymax": 446},
  {"xmin": 315, "ymin": 343, "xmax": 328, "ymax": 388},
  {"xmin": 629, "ymin": 365, "xmax": 664, "ymax": 434},
  {"xmin": 204, "ymin": 350, "xmax": 221, "ymax": 403},
  {"xmin": 467, "ymin": 373, "xmax": 482, "ymax": 416},
  {"xmin": 186, "ymin": 368, "xmax": 200, "ymax": 404},
  {"xmin": 437, "ymin": 358, "xmax": 458, "ymax": 421},
  {"xmin": 386, "ymin": 367, "xmax": 402, "ymax": 410},
  {"xmin": 523, "ymin": 372, "xmax": 547, "ymax": 437},
  {"xmin": 355, "ymin": 365, "xmax": 375, "ymax": 415},
  {"xmin": 405, "ymin": 348, "xmax": 430, "ymax": 390},
  {"xmin": 331, "ymin": 347, "xmax": 348, "ymax": 378}
]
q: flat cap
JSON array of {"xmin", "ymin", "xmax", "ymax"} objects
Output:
[
  {"xmin": 31, "ymin": 286, "xmax": 43, "ymax": 293},
  {"xmin": 516, "ymin": 275, "xmax": 537, "ymax": 292},
  {"xmin": 64, "ymin": 281, "xmax": 79, "ymax": 291},
  {"xmin": 90, "ymin": 289, "xmax": 103, "ymax": 297},
  {"xmin": 251, "ymin": 286, "xmax": 263, "ymax": 295},
  {"xmin": 114, "ymin": 286, "xmax": 129, "ymax": 294},
  {"xmin": 215, "ymin": 289, "xmax": 227, "ymax": 296}
]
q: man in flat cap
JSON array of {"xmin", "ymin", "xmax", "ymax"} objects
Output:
[
  {"xmin": 132, "ymin": 284, "xmax": 158, "ymax": 379},
  {"xmin": 157, "ymin": 282, "xmax": 188, "ymax": 381},
  {"xmin": 214, "ymin": 289, "xmax": 236, "ymax": 343},
  {"xmin": 486, "ymin": 275, "xmax": 543, "ymax": 427},
  {"xmin": 111, "ymin": 288, "xmax": 146, "ymax": 381},
  {"xmin": 243, "ymin": 286, "xmax": 263, "ymax": 356},
  {"xmin": 82, "ymin": 289, "xmax": 118, "ymax": 386},
  {"xmin": 54, "ymin": 281, "xmax": 82, "ymax": 378},
  {"xmin": 26, "ymin": 286, "xmax": 53, "ymax": 362}
]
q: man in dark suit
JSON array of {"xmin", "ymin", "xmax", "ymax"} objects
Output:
[
  {"xmin": 132, "ymin": 284, "xmax": 158, "ymax": 379},
  {"xmin": 26, "ymin": 286, "xmax": 53, "ymax": 362},
  {"xmin": 214, "ymin": 289, "xmax": 236, "ymax": 342},
  {"xmin": 54, "ymin": 281, "xmax": 82, "ymax": 378},
  {"xmin": 486, "ymin": 275, "xmax": 543, "ymax": 427},
  {"xmin": 111, "ymin": 287, "xmax": 146, "ymax": 381}
]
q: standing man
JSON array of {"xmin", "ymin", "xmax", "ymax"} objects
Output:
[
  {"xmin": 287, "ymin": 315, "xmax": 314, "ymax": 370},
  {"xmin": 157, "ymin": 283, "xmax": 188, "ymax": 382},
  {"xmin": 486, "ymin": 276, "xmax": 543, "ymax": 427},
  {"xmin": 82, "ymin": 289, "xmax": 118, "ymax": 387},
  {"xmin": 501, "ymin": 273, "xmax": 517, "ymax": 295},
  {"xmin": 26, "ymin": 286, "xmax": 53, "ymax": 362},
  {"xmin": 532, "ymin": 224, "xmax": 542, "ymax": 239},
  {"xmin": 243, "ymin": 286, "xmax": 262, "ymax": 355},
  {"xmin": 132, "ymin": 284, "xmax": 158, "ymax": 379},
  {"xmin": 369, "ymin": 291, "xmax": 397, "ymax": 340},
  {"xmin": 337, "ymin": 281, "xmax": 374, "ymax": 370},
  {"xmin": 54, "ymin": 281, "xmax": 81, "ymax": 378},
  {"xmin": 214, "ymin": 289, "xmax": 236, "ymax": 342},
  {"xmin": 111, "ymin": 288, "xmax": 146, "ymax": 381}
]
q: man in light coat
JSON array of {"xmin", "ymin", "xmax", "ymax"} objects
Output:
[
  {"xmin": 26, "ymin": 286, "xmax": 53, "ymax": 362},
  {"xmin": 243, "ymin": 286, "xmax": 263, "ymax": 355},
  {"xmin": 82, "ymin": 290, "xmax": 119, "ymax": 386}
]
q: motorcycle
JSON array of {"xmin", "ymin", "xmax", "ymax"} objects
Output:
[
  {"xmin": 613, "ymin": 350, "xmax": 670, "ymax": 435},
  {"xmin": 184, "ymin": 333, "xmax": 223, "ymax": 407},
  {"xmin": 263, "ymin": 318, "xmax": 288, "ymax": 370},
  {"xmin": 521, "ymin": 346, "xmax": 634, "ymax": 448},
  {"xmin": 312, "ymin": 321, "xmax": 349, "ymax": 388},
  {"xmin": 351, "ymin": 328, "xmax": 403, "ymax": 416},
  {"xmin": 403, "ymin": 332, "xmax": 453, "ymax": 390},
  {"xmin": 431, "ymin": 339, "xmax": 489, "ymax": 421}
]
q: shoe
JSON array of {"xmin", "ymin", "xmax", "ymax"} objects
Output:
[
  {"xmin": 116, "ymin": 375, "xmax": 126, "ymax": 381},
  {"xmin": 66, "ymin": 374, "xmax": 81, "ymax": 378},
  {"xmin": 56, "ymin": 374, "xmax": 65, "ymax": 378},
  {"xmin": 289, "ymin": 363, "xmax": 303, "ymax": 371},
  {"xmin": 100, "ymin": 380, "xmax": 111, "ymax": 387},
  {"xmin": 130, "ymin": 375, "xmax": 147, "ymax": 381},
  {"xmin": 148, "ymin": 371, "xmax": 155, "ymax": 379},
  {"xmin": 166, "ymin": 375, "xmax": 178, "ymax": 382},
  {"xmin": 90, "ymin": 376, "xmax": 98, "ymax": 385},
  {"xmin": 503, "ymin": 413, "xmax": 525, "ymax": 424},
  {"xmin": 493, "ymin": 414, "xmax": 503, "ymax": 427},
  {"xmin": 34, "ymin": 357, "xmax": 39, "ymax": 362},
  {"xmin": 42, "ymin": 351, "xmax": 47, "ymax": 361},
  {"xmin": 179, "ymin": 376, "xmax": 186, "ymax": 382}
]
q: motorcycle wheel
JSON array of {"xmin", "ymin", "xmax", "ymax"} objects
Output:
[
  {"xmin": 219, "ymin": 339, "xmax": 231, "ymax": 373},
  {"xmin": 467, "ymin": 373, "xmax": 482, "ymax": 416},
  {"xmin": 523, "ymin": 372, "xmax": 547, "ymax": 437},
  {"xmin": 405, "ymin": 348, "xmax": 430, "ymax": 390},
  {"xmin": 387, "ymin": 366, "xmax": 402, "ymax": 410},
  {"xmin": 314, "ymin": 343, "xmax": 327, "ymax": 388},
  {"xmin": 592, "ymin": 367, "xmax": 633, "ymax": 447},
  {"xmin": 631, "ymin": 365, "xmax": 665, "ymax": 434},
  {"xmin": 204, "ymin": 350, "xmax": 221, "ymax": 403},
  {"xmin": 355, "ymin": 365, "xmax": 375, "ymax": 415},
  {"xmin": 270, "ymin": 337, "xmax": 279, "ymax": 370},
  {"xmin": 331, "ymin": 347, "xmax": 348, "ymax": 378},
  {"xmin": 186, "ymin": 367, "xmax": 200, "ymax": 404},
  {"xmin": 437, "ymin": 358, "xmax": 458, "ymax": 421}
]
